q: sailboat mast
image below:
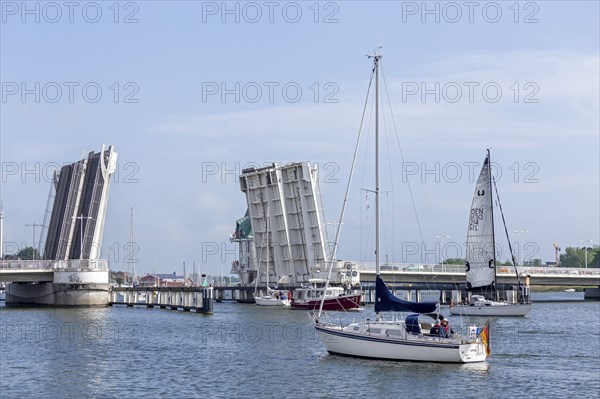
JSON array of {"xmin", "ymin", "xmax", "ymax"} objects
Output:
[
  {"xmin": 374, "ymin": 52, "xmax": 382, "ymax": 278},
  {"xmin": 487, "ymin": 149, "xmax": 498, "ymax": 299},
  {"xmin": 266, "ymin": 203, "xmax": 269, "ymax": 289},
  {"xmin": 129, "ymin": 206, "xmax": 135, "ymax": 286}
]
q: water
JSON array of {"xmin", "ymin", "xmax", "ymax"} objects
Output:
[{"xmin": 1, "ymin": 293, "xmax": 598, "ymax": 398}]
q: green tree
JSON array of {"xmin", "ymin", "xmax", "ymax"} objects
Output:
[
  {"xmin": 524, "ymin": 258, "xmax": 543, "ymax": 267},
  {"xmin": 443, "ymin": 258, "xmax": 466, "ymax": 265},
  {"xmin": 586, "ymin": 246, "xmax": 599, "ymax": 268},
  {"xmin": 16, "ymin": 246, "xmax": 41, "ymax": 260},
  {"xmin": 559, "ymin": 247, "xmax": 586, "ymax": 268}
]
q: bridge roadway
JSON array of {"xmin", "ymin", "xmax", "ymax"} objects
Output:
[
  {"xmin": 0, "ymin": 260, "xmax": 107, "ymax": 283},
  {"xmin": 356, "ymin": 264, "xmax": 600, "ymax": 286},
  {"xmin": 1, "ymin": 261, "xmax": 599, "ymax": 286}
]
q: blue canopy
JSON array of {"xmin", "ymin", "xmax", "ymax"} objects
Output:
[
  {"xmin": 405, "ymin": 314, "xmax": 421, "ymax": 334},
  {"xmin": 374, "ymin": 276, "xmax": 438, "ymax": 314}
]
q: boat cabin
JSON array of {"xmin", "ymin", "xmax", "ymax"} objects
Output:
[{"xmin": 293, "ymin": 285, "xmax": 345, "ymax": 301}]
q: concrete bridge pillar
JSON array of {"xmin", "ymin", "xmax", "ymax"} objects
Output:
[{"xmin": 5, "ymin": 270, "xmax": 110, "ymax": 306}]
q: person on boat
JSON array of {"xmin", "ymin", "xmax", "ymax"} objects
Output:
[
  {"xmin": 430, "ymin": 319, "xmax": 441, "ymax": 335},
  {"xmin": 439, "ymin": 319, "xmax": 451, "ymax": 338}
]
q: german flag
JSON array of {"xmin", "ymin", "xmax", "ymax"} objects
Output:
[{"xmin": 477, "ymin": 320, "xmax": 491, "ymax": 357}]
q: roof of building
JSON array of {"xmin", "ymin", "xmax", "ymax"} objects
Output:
[{"xmin": 140, "ymin": 273, "xmax": 185, "ymax": 280}]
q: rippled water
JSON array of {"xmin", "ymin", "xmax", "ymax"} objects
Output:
[{"xmin": 1, "ymin": 292, "xmax": 598, "ymax": 398}]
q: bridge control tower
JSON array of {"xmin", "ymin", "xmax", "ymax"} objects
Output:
[{"xmin": 4, "ymin": 145, "xmax": 117, "ymax": 306}]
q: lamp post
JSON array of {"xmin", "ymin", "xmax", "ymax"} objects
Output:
[
  {"xmin": 580, "ymin": 240, "xmax": 593, "ymax": 268},
  {"xmin": 435, "ymin": 235, "xmax": 449, "ymax": 272},
  {"xmin": 73, "ymin": 214, "xmax": 93, "ymax": 260},
  {"xmin": 514, "ymin": 229, "xmax": 529, "ymax": 266},
  {"xmin": 24, "ymin": 222, "xmax": 43, "ymax": 260}
]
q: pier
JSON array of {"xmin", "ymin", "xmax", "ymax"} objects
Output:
[{"xmin": 109, "ymin": 286, "xmax": 214, "ymax": 314}]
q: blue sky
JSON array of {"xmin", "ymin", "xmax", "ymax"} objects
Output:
[{"xmin": 1, "ymin": 1, "xmax": 599, "ymax": 275}]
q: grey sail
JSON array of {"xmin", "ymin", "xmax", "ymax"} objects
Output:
[{"xmin": 465, "ymin": 154, "xmax": 496, "ymax": 293}]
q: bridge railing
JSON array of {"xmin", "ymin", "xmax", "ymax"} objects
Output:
[
  {"xmin": 351, "ymin": 262, "xmax": 600, "ymax": 276},
  {"xmin": 0, "ymin": 259, "xmax": 108, "ymax": 271}
]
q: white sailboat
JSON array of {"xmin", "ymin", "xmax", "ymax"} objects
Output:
[
  {"xmin": 254, "ymin": 205, "xmax": 290, "ymax": 307},
  {"xmin": 313, "ymin": 51, "xmax": 489, "ymax": 363},
  {"xmin": 254, "ymin": 288, "xmax": 290, "ymax": 307},
  {"xmin": 449, "ymin": 150, "xmax": 532, "ymax": 317}
]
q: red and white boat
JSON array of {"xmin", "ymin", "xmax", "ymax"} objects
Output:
[{"xmin": 291, "ymin": 279, "xmax": 361, "ymax": 310}]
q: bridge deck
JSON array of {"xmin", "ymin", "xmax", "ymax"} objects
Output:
[{"xmin": 1, "ymin": 261, "xmax": 599, "ymax": 286}]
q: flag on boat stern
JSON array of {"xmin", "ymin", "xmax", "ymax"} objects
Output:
[{"xmin": 477, "ymin": 320, "xmax": 491, "ymax": 357}]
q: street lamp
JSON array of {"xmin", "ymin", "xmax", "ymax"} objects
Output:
[
  {"xmin": 435, "ymin": 235, "xmax": 449, "ymax": 272},
  {"xmin": 514, "ymin": 229, "xmax": 530, "ymax": 266},
  {"xmin": 73, "ymin": 214, "xmax": 93, "ymax": 260},
  {"xmin": 580, "ymin": 240, "xmax": 593, "ymax": 268},
  {"xmin": 24, "ymin": 222, "xmax": 43, "ymax": 260}
]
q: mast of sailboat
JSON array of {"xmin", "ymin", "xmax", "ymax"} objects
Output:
[
  {"xmin": 372, "ymin": 51, "xmax": 382, "ymax": 281},
  {"xmin": 487, "ymin": 149, "xmax": 499, "ymax": 300},
  {"xmin": 129, "ymin": 206, "xmax": 135, "ymax": 286},
  {"xmin": 364, "ymin": 50, "xmax": 383, "ymax": 315},
  {"xmin": 266, "ymin": 202, "xmax": 270, "ymax": 291}
]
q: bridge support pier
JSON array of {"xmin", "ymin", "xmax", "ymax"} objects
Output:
[{"xmin": 5, "ymin": 270, "xmax": 110, "ymax": 307}]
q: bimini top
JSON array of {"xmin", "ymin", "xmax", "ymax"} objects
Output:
[{"xmin": 374, "ymin": 276, "xmax": 438, "ymax": 314}]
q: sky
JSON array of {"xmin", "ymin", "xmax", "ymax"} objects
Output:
[{"xmin": 1, "ymin": 0, "xmax": 599, "ymax": 276}]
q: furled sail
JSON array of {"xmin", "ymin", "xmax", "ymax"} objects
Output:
[
  {"xmin": 465, "ymin": 154, "xmax": 496, "ymax": 293},
  {"xmin": 375, "ymin": 276, "xmax": 438, "ymax": 313}
]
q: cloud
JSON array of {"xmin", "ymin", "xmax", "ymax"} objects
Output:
[{"xmin": 150, "ymin": 50, "xmax": 599, "ymax": 154}]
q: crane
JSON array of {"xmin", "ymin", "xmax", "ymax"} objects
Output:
[{"xmin": 553, "ymin": 243, "xmax": 561, "ymax": 267}]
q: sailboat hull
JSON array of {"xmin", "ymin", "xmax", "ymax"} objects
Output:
[
  {"xmin": 315, "ymin": 324, "xmax": 486, "ymax": 363},
  {"xmin": 449, "ymin": 303, "xmax": 531, "ymax": 317},
  {"xmin": 255, "ymin": 296, "xmax": 290, "ymax": 306},
  {"xmin": 291, "ymin": 294, "xmax": 362, "ymax": 310}
]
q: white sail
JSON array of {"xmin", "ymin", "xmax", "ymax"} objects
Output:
[{"xmin": 465, "ymin": 154, "xmax": 496, "ymax": 292}]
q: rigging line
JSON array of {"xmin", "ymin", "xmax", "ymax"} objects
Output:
[
  {"xmin": 359, "ymin": 88, "xmax": 375, "ymax": 258},
  {"xmin": 380, "ymin": 82, "xmax": 395, "ymax": 264},
  {"xmin": 359, "ymin": 93, "xmax": 375, "ymax": 191},
  {"xmin": 380, "ymin": 65, "xmax": 425, "ymax": 245},
  {"xmin": 380, "ymin": 191, "xmax": 390, "ymax": 263},
  {"xmin": 318, "ymin": 66, "xmax": 375, "ymax": 319},
  {"xmin": 492, "ymin": 175, "xmax": 521, "ymax": 289},
  {"xmin": 381, "ymin": 63, "xmax": 434, "ymax": 291},
  {"xmin": 361, "ymin": 202, "xmax": 375, "ymax": 260}
]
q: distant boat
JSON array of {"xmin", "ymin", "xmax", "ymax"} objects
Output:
[
  {"xmin": 291, "ymin": 279, "xmax": 361, "ymax": 310},
  {"xmin": 255, "ymin": 288, "xmax": 291, "ymax": 307},
  {"xmin": 450, "ymin": 150, "xmax": 532, "ymax": 317},
  {"xmin": 564, "ymin": 288, "xmax": 576, "ymax": 292},
  {"xmin": 253, "ymin": 204, "xmax": 290, "ymax": 307}
]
